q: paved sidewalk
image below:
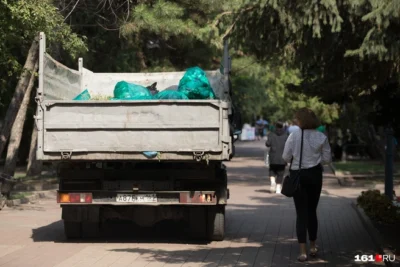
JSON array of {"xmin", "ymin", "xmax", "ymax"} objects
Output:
[{"xmin": 0, "ymin": 141, "xmax": 383, "ymax": 266}]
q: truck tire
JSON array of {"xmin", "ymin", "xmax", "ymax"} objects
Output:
[
  {"xmin": 188, "ymin": 207, "xmax": 207, "ymax": 239},
  {"xmin": 218, "ymin": 165, "xmax": 227, "ymax": 184},
  {"xmin": 207, "ymin": 206, "xmax": 225, "ymax": 241},
  {"xmin": 81, "ymin": 222, "xmax": 100, "ymax": 238},
  {"xmin": 64, "ymin": 221, "xmax": 81, "ymax": 239}
]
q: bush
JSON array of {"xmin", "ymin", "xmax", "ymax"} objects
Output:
[{"xmin": 357, "ymin": 190, "xmax": 400, "ymax": 224}]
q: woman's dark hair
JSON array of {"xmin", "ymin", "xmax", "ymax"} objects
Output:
[
  {"xmin": 275, "ymin": 121, "xmax": 284, "ymax": 129},
  {"xmin": 294, "ymin": 108, "xmax": 320, "ymax": 129}
]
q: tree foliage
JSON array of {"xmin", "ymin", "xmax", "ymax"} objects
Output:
[
  {"xmin": 231, "ymin": 56, "xmax": 339, "ymax": 124},
  {"xmin": 0, "ymin": 0, "xmax": 87, "ymax": 116},
  {"xmin": 221, "ymin": 0, "xmax": 399, "ymax": 135},
  {"xmin": 60, "ymin": 0, "xmax": 225, "ymax": 72},
  {"xmin": 209, "ymin": 0, "xmax": 400, "ymax": 102}
]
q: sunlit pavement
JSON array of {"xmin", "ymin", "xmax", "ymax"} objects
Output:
[{"xmin": 0, "ymin": 141, "xmax": 382, "ymax": 266}]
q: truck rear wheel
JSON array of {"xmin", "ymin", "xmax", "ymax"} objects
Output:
[
  {"xmin": 207, "ymin": 206, "xmax": 225, "ymax": 241},
  {"xmin": 64, "ymin": 221, "xmax": 81, "ymax": 239},
  {"xmin": 188, "ymin": 207, "xmax": 207, "ymax": 239}
]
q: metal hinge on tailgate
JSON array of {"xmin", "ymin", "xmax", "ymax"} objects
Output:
[
  {"xmin": 61, "ymin": 151, "xmax": 72, "ymax": 160},
  {"xmin": 34, "ymin": 93, "xmax": 44, "ymax": 131},
  {"xmin": 33, "ymin": 115, "xmax": 42, "ymax": 131}
]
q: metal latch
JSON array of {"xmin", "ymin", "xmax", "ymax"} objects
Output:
[
  {"xmin": 35, "ymin": 94, "xmax": 46, "ymax": 110},
  {"xmin": 193, "ymin": 151, "xmax": 204, "ymax": 162},
  {"xmin": 193, "ymin": 151, "xmax": 210, "ymax": 165},
  {"xmin": 61, "ymin": 151, "xmax": 72, "ymax": 160},
  {"xmin": 35, "ymin": 95, "xmax": 43, "ymax": 104}
]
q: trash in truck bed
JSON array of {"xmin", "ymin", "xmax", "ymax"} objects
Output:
[{"xmin": 72, "ymin": 67, "xmax": 217, "ymax": 101}]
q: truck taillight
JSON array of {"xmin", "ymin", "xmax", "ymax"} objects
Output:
[
  {"xmin": 58, "ymin": 193, "xmax": 92, "ymax": 203},
  {"xmin": 201, "ymin": 194, "xmax": 213, "ymax": 203}
]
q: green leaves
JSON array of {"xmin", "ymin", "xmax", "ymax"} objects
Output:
[
  {"xmin": 344, "ymin": 0, "xmax": 400, "ymax": 61},
  {"xmin": 357, "ymin": 189, "xmax": 400, "ymax": 224},
  {"xmin": 121, "ymin": 0, "xmax": 205, "ymax": 41},
  {"xmin": 231, "ymin": 56, "xmax": 339, "ymax": 123},
  {"xmin": 0, "ymin": 0, "xmax": 87, "ymax": 60}
]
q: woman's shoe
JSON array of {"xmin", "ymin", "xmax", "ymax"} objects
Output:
[
  {"xmin": 276, "ymin": 184, "xmax": 281, "ymax": 194},
  {"xmin": 310, "ymin": 246, "xmax": 318, "ymax": 257},
  {"xmin": 270, "ymin": 177, "xmax": 276, "ymax": 193},
  {"xmin": 270, "ymin": 184, "xmax": 276, "ymax": 193},
  {"xmin": 297, "ymin": 254, "xmax": 308, "ymax": 262}
]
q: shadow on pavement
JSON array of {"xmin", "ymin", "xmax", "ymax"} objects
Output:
[
  {"xmin": 29, "ymin": 193, "xmax": 380, "ymax": 267},
  {"xmin": 31, "ymin": 219, "xmax": 210, "ymax": 245}
]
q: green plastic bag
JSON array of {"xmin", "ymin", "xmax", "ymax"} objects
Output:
[
  {"xmin": 112, "ymin": 81, "xmax": 153, "ymax": 100},
  {"xmin": 154, "ymin": 90, "xmax": 188, "ymax": 100},
  {"xmin": 73, "ymin": 89, "xmax": 91, "ymax": 100},
  {"xmin": 316, "ymin": 125, "xmax": 326, "ymax": 133},
  {"xmin": 178, "ymin": 67, "xmax": 216, "ymax": 99}
]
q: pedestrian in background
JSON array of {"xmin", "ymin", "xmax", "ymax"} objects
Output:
[
  {"xmin": 266, "ymin": 121, "xmax": 288, "ymax": 193},
  {"xmin": 282, "ymin": 108, "xmax": 332, "ymax": 262},
  {"xmin": 255, "ymin": 116, "xmax": 265, "ymax": 141}
]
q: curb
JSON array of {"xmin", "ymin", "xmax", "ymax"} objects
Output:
[
  {"xmin": 352, "ymin": 202, "xmax": 398, "ymax": 266},
  {"xmin": 6, "ymin": 191, "xmax": 56, "ymax": 207},
  {"xmin": 339, "ymin": 177, "xmax": 400, "ymax": 188},
  {"xmin": 338, "ymin": 177, "xmax": 358, "ymax": 187},
  {"xmin": 13, "ymin": 181, "xmax": 58, "ymax": 191},
  {"xmin": 336, "ymin": 171, "xmax": 400, "ymax": 178}
]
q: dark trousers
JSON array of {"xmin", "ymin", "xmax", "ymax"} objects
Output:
[
  {"xmin": 269, "ymin": 164, "xmax": 286, "ymax": 183},
  {"xmin": 291, "ymin": 164, "xmax": 323, "ymax": 243}
]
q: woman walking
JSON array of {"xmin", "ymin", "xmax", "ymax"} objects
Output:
[
  {"xmin": 282, "ymin": 108, "xmax": 332, "ymax": 262},
  {"xmin": 265, "ymin": 121, "xmax": 288, "ymax": 193}
]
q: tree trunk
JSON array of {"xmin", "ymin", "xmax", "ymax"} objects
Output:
[
  {"xmin": 137, "ymin": 50, "xmax": 147, "ymax": 70},
  {"xmin": 26, "ymin": 124, "xmax": 42, "ymax": 177},
  {"xmin": 3, "ymin": 61, "xmax": 39, "ymax": 176},
  {"xmin": 0, "ymin": 38, "xmax": 39, "ymax": 158},
  {"xmin": 368, "ymin": 125, "xmax": 384, "ymax": 160}
]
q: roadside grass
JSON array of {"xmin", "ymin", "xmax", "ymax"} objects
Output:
[{"xmin": 334, "ymin": 161, "xmax": 399, "ymax": 174}]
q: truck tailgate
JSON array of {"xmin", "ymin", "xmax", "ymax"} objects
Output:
[{"xmin": 37, "ymin": 100, "xmax": 231, "ymax": 161}]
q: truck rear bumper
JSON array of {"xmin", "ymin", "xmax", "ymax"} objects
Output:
[{"xmin": 57, "ymin": 190, "xmax": 229, "ymax": 206}]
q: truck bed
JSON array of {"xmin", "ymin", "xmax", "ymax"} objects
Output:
[{"xmin": 36, "ymin": 32, "xmax": 233, "ymax": 161}]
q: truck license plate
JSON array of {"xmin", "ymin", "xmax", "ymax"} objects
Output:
[{"xmin": 116, "ymin": 194, "xmax": 157, "ymax": 203}]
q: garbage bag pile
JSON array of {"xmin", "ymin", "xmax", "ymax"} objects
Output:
[{"xmin": 72, "ymin": 67, "xmax": 216, "ymax": 101}]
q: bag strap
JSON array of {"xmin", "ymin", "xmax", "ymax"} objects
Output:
[
  {"xmin": 289, "ymin": 129, "xmax": 304, "ymax": 170},
  {"xmin": 299, "ymin": 129, "xmax": 304, "ymax": 170}
]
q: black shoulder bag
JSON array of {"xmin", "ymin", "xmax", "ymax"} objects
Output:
[{"xmin": 281, "ymin": 129, "xmax": 304, "ymax": 197}]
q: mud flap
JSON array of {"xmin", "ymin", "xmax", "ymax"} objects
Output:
[{"xmin": 62, "ymin": 205, "xmax": 100, "ymax": 222}]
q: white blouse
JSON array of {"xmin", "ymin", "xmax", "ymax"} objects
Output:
[{"xmin": 282, "ymin": 129, "xmax": 332, "ymax": 170}]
